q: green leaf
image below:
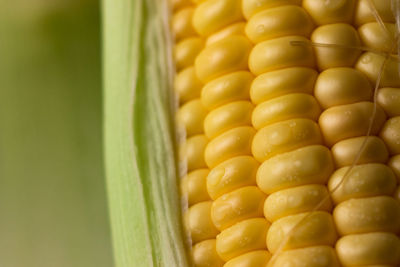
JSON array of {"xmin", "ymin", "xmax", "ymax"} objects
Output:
[{"xmin": 102, "ymin": 0, "xmax": 190, "ymax": 266}]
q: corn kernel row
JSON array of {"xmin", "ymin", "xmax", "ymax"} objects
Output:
[
  {"xmin": 244, "ymin": 1, "xmax": 342, "ymax": 266},
  {"xmin": 193, "ymin": 1, "xmax": 272, "ymax": 266},
  {"xmin": 305, "ymin": 1, "xmax": 400, "ymax": 266},
  {"xmin": 171, "ymin": 1, "xmax": 222, "ymax": 266}
]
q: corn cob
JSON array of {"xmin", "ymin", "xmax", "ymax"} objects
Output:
[{"xmin": 172, "ymin": 0, "xmax": 400, "ymax": 267}]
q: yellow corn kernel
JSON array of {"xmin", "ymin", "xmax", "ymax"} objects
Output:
[
  {"xmin": 245, "ymin": 6, "xmax": 314, "ymax": 43},
  {"xmin": 204, "ymin": 101, "xmax": 253, "ymax": 139},
  {"xmin": 380, "ymin": 117, "xmax": 400, "ymax": 155},
  {"xmin": 252, "ymin": 118, "xmax": 322, "ymax": 162},
  {"xmin": 311, "ymin": 23, "xmax": 361, "ymax": 71},
  {"xmin": 175, "ymin": 38, "xmax": 204, "ymax": 71},
  {"xmin": 192, "ymin": 0, "xmax": 243, "ymax": 37},
  {"xmin": 377, "ymin": 88, "xmax": 400, "ymax": 117},
  {"xmin": 201, "ymin": 71, "xmax": 253, "ymax": 110},
  {"xmin": 195, "ymin": 35, "xmax": 252, "ymax": 83},
  {"xmin": 250, "ymin": 67, "xmax": 317, "ymax": 105},
  {"xmin": 206, "ymin": 22, "xmax": 245, "ymax": 46},
  {"xmin": 264, "ymin": 184, "xmax": 332, "ymax": 222},
  {"xmin": 182, "ymin": 169, "xmax": 210, "ymax": 206},
  {"xmin": 354, "ymin": 0, "xmax": 395, "ymax": 26},
  {"xmin": 336, "ymin": 232, "xmax": 400, "ymax": 266},
  {"xmin": 302, "ymin": 0, "xmax": 356, "ymax": 25},
  {"xmin": 358, "ymin": 22, "xmax": 397, "ymax": 53},
  {"xmin": 314, "ymin": 68, "xmax": 373, "ymax": 109},
  {"xmin": 216, "ymin": 218, "xmax": 269, "ymax": 261},
  {"xmin": 186, "ymin": 201, "xmax": 220, "ymax": 243},
  {"xmin": 249, "ymin": 36, "xmax": 315, "ymax": 76},
  {"xmin": 207, "ymin": 156, "xmax": 259, "ymax": 200},
  {"xmin": 205, "ymin": 126, "xmax": 255, "ymax": 168},
  {"xmin": 331, "ymin": 136, "xmax": 389, "ymax": 167},
  {"xmin": 181, "ymin": 134, "xmax": 208, "ymax": 171},
  {"xmin": 272, "ymin": 246, "xmax": 340, "ymax": 267},
  {"xmin": 242, "ymin": 0, "xmax": 301, "ymax": 20},
  {"xmin": 388, "ymin": 154, "xmax": 400, "ymax": 181},
  {"xmin": 170, "ymin": 0, "xmax": 191, "ymax": 10},
  {"xmin": 257, "ymin": 145, "xmax": 334, "ymax": 194},
  {"xmin": 396, "ymin": 186, "xmax": 400, "ymax": 201},
  {"xmin": 267, "ymin": 211, "xmax": 337, "ymax": 253},
  {"xmin": 192, "ymin": 239, "xmax": 224, "ymax": 267},
  {"xmin": 175, "ymin": 67, "xmax": 203, "ymax": 104},
  {"xmin": 319, "ymin": 102, "xmax": 386, "ymax": 147},
  {"xmin": 223, "ymin": 250, "xmax": 271, "ymax": 267},
  {"xmin": 211, "ymin": 186, "xmax": 265, "ymax": 231},
  {"xmin": 329, "ymin": 163, "xmax": 397, "ymax": 204},
  {"xmin": 172, "ymin": 7, "xmax": 197, "ymax": 41},
  {"xmin": 355, "ymin": 53, "xmax": 400, "ymax": 88},
  {"xmin": 178, "ymin": 99, "xmax": 208, "ymax": 137},
  {"xmin": 252, "ymin": 93, "xmax": 321, "ymax": 130},
  {"xmin": 334, "ymin": 196, "xmax": 400, "ymax": 235}
]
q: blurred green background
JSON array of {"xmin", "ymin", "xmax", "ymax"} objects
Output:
[{"xmin": 0, "ymin": 0, "xmax": 113, "ymax": 266}]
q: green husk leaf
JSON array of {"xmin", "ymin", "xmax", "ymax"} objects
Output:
[{"xmin": 102, "ymin": 0, "xmax": 190, "ymax": 266}]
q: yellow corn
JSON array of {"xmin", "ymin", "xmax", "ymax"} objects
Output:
[{"xmin": 171, "ymin": 0, "xmax": 400, "ymax": 266}]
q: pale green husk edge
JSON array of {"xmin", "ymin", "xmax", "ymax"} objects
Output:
[{"xmin": 102, "ymin": 0, "xmax": 190, "ymax": 266}]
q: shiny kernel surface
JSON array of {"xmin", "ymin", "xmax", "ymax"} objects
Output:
[
  {"xmin": 206, "ymin": 22, "xmax": 245, "ymax": 46},
  {"xmin": 183, "ymin": 169, "xmax": 210, "ymax": 205},
  {"xmin": 186, "ymin": 201, "xmax": 219, "ymax": 243},
  {"xmin": 205, "ymin": 126, "xmax": 255, "ymax": 168},
  {"xmin": 175, "ymin": 67, "xmax": 203, "ymax": 104},
  {"xmin": 249, "ymin": 36, "xmax": 315, "ymax": 76},
  {"xmin": 336, "ymin": 232, "xmax": 400, "ymax": 266},
  {"xmin": 331, "ymin": 136, "xmax": 389, "ymax": 167},
  {"xmin": 245, "ymin": 6, "xmax": 314, "ymax": 43},
  {"xmin": 311, "ymin": 23, "xmax": 361, "ymax": 71},
  {"xmin": 192, "ymin": 239, "xmax": 224, "ymax": 267},
  {"xmin": 358, "ymin": 22, "xmax": 397, "ymax": 53},
  {"xmin": 267, "ymin": 211, "xmax": 337, "ymax": 253},
  {"xmin": 257, "ymin": 145, "xmax": 333, "ymax": 194},
  {"xmin": 380, "ymin": 117, "xmax": 400, "ymax": 155},
  {"xmin": 211, "ymin": 186, "xmax": 265, "ymax": 231},
  {"xmin": 216, "ymin": 218, "xmax": 269, "ymax": 261},
  {"xmin": 250, "ymin": 67, "xmax": 317, "ymax": 104},
  {"xmin": 178, "ymin": 99, "xmax": 207, "ymax": 136},
  {"xmin": 328, "ymin": 164, "xmax": 396, "ymax": 204},
  {"xmin": 356, "ymin": 53, "xmax": 400, "ymax": 88},
  {"xmin": 302, "ymin": 0, "xmax": 356, "ymax": 25},
  {"xmin": 174, "ymin": 37, "xmax": 204, "ymax": 70},
  {"xmin": 207, "ymin": 156, "xmax": 258, "ymax": 200},
  {"xmin": 252, "ymin": 118, "xmax": 322, "ymax": 162},
  {"xmin": 354, "ymin": 0, "xmax": 395, "ymax": 26},
  {"xmin": 377, "ymin": 88, "xmax": 400, "ymax": 117},
  {"xmin": 319, "ymin": 102, "xmax": 386, "ymax": 147},
  {"xmin": 181, "ymin": 134, "xmax": 208, "ymax": 171},
  {"xmin": 195, "ymin": 35, "xmax": 251, "ymax": 83},
  {"xmin": 314, "ymin": 68, "xmax": 373, "ymax": 109},
  {"xmin": 204, "ymin": 101, "xmax": 253, "ymax": 139},
  {"xmin": 334, "ymin": 196, "xmax": 400, "ymax": 235},
  {"xmin": 192, "ymin": 0, "xmax": 243, "ymax": 36},
  {"xmin": 264, "ymin": 184, "xmax": 332, "ymax": 222},
  {"xmin": 252, "ymin": 93, "xmax": 321, "ymax": 130},
  {"xmin": 201, "ymin": 71, "xmax": 253, "ymax": 110},
  {"xmin": 172, "ymin": 7, "xmax": 197, "ymax": 41},
  {"xmin": 242, "ymin": 0, "xmax": 301, "ymax": 20},
  {"xmin": 273, "ymin": 246, "xmax": 340, "ymax": 267},
  {"xmin": 223, "ymin": 250, "xmax": 271, "ymax": 267}
]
